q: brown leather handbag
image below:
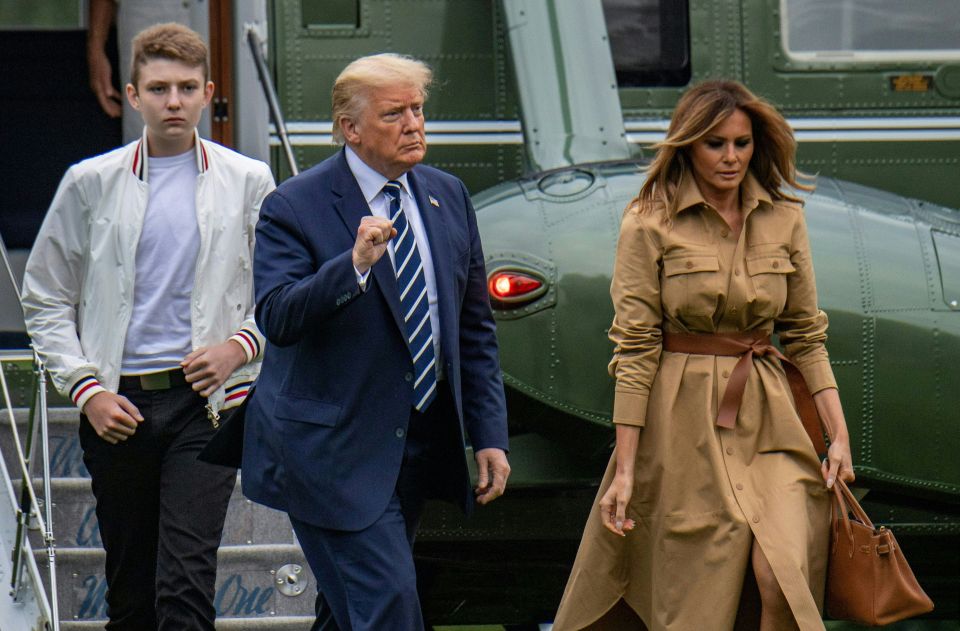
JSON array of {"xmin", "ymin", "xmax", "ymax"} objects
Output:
[{"xmin": 825, "ymin": 478, "xmax": 934, "ymax": 625}]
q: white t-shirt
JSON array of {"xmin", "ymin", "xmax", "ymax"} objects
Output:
[{"xmin": 121, "ymin": 149, "xmax": 200, "ymax": 373}]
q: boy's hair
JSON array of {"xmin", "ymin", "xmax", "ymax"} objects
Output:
[{"xmin": 129, "ymin": 22, "xmax": 209, "ymax": 89}]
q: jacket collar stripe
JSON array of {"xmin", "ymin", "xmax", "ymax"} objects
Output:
[
  {"xmin": 132, "ymin": 139, "xmax": 145, "ymax": 180},
  {"xmin": 198, "ymin": 140, "xmax": 209, "ymax": 172},
  {"xmin": 131, "ymin": 127, "xmax": 210, "ymax": 183}
]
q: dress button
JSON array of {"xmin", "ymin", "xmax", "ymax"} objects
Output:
[
  {"xmin": 726, "ymin": 447, "xmax": 734, "ymax": 455},
  {"xmin": 685, "ymin": 261, "xmax": 694, "ymax": 269},
  {"xmin": 395, "ymin": 427, "xmax": 405, "ymax": 438},
  {"xmin": 730, "ymin": 307, "xmax": 738, "ymax": 314},
  {"xmin": 772, "ymin": 261, "xmax": 780, "ymax": 269},
  {"xmin": 721, "ymin": 229, "xmax": 729, "ymax": 238},
  {"xmin": 753, "ymin": 515, "xmax": 760, "ymax": 523},
  {"xmin": 405, "ymin": 372, "xmax": 413, "ymax": 382},
  {"xmin": 722, "ymin": 370, "xmax": 730, "ymax": 378},
  {"xmin": 736, "ymin": 483, "xmax": 744, "ymax": 491},
  {"xmin": 734, "ymin": 269, "xmax": 740, "ymax": 276}
]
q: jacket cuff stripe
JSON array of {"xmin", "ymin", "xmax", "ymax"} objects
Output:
[
  {"xmin": 225, "ymin": 388, "xmax": 249, "ymax": 402},
  {"xmin": 229, "ymin": 331, "xmax": 257, "ymax": 362},
  {"xmin": 225, "ymin": 380, "xmax": 253, "ymax": 394},
  {"xmin": 240, "ymin": 327, "xmax": 262, "ymax": 357},
  {"xmin": 222, "ymin": 380, "xmax": 253, "ymax": 409},
  {"xmin": 71, "ymin": 376, "xmax": 106, "ymax": 410}
]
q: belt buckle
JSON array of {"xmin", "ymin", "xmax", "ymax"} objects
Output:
[{"xmin": 139, "ymin": 371, "xmax": 171, "ymax": 391}]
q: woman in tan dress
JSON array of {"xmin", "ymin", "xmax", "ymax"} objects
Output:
[{"xmin": 553, "ymin": 81, "xmax": 856, "ymax": 630}]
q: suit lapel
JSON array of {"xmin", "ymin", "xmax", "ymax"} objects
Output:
[
  {"xmin": 330, "ymin": 151, "xmax": 405, "ymax": 337},
  {"xmin": 407, "ymin": 168, "xmax": 456, "ymax": 367}
]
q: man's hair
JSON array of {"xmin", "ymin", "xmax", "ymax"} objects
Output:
[
  {"xmin": 636, "ymin": 79, "xmax": 813, "ymax": 219},
  {"xmin": 129, "ymin": 22, "xmax": 209, "ymax": 89},
  {"xmin": 331, "ymin": 53, "xmax": 433, "ymax": 144}
]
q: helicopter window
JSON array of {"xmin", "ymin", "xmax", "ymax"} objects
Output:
[
  {"xmin": 782, "ymin": 0, "xmax": 960, "ymax": 61},
  {"xmin": 602, "ymin": 0, "xmax": 691, "ymax": 87},
  {"xmin": 0, "ymin": 0, "xmax": 84, "ymax": 28}
]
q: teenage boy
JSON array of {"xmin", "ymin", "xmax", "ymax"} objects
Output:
[{"xmin": 21, "ymin": 23, "xmax": 274, "ymax": 630}]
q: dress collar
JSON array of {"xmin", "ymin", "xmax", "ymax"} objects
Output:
[{"xmin": 674, "ymin": 170, "xmax": 772, "ymax": 215}]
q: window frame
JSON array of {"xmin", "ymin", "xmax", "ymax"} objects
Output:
[
  {"xmin": 602, "ymin": 0, "xmax": 691, "ymax": 89},
  {"xmin": 779, "ymin": 0, "xmax": 960, "ymax": 64}
]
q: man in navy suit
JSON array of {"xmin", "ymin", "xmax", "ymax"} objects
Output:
[{"xmin": 241, "ymin": 53, "xmax": 511, "ymax": 630}]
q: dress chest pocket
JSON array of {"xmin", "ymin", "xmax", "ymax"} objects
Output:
[
  {"xmin": 745, "ymin": 246, "xmax": 794, "ymax": 316},
  {"xmin": 662, "ymin": 252, "xmax": 721, "ymax": 317}
]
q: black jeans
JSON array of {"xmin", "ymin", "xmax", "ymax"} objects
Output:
[{"xmin": 79, "ymin": 381, "xmax": 236, "ymax": 631}]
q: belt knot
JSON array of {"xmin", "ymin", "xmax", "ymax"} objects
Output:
[{"xmin": 660, "ymin": 331, "xmax": 826, "ymax": 454}]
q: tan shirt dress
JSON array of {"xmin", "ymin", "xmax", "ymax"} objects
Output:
[{"xmin": 554, "ymin": 173, "xmax": 836, "ymax": 631}]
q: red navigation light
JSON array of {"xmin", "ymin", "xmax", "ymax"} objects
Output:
[{"xmin": 488, "ymin": 270, "xmax": 545, "ymax": 305}]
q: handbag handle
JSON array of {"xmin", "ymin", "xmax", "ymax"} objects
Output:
[
  {"xmin": 832, "ymin": 478, "xmax": 876, "ymax": 558},
  {"xmin": 833, "ymin": 478, "xmax": 874, "ymax": 529}
]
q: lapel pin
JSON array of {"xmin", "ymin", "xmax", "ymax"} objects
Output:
[{"xmin": 428, "ymin": 195, "xmax": 440, "ymax": 208}]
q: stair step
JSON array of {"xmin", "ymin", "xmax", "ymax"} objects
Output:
[
  {"xmin": 1, "ymin": 407, "xmax": 88, "ymax": 478},
  {"xmin": 20, "ymin": 477, "xmax": 295, "ymax": 549},
  {"xmin": 37, "ymin": 544, "xmax": 318, "ymax": 622},
  {"xmin": 2, "ymin": 404, "xmax": 318, "ymax": 628},
  {"xmin": 60, "ymin": 615, "xmax": 317, "ymax": 629}
]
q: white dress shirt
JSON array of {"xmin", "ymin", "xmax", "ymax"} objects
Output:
[{"xmin": 345, "ymin": 147, "xmax": 443, "ymax": 375}]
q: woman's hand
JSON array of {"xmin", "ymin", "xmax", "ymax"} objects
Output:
[
  {"xmin": 812, "ymin": 387, "xmax": 855, "ymax": 489},
  {"xmin": 821, "ymin": 436, "xmax": 855, "ymax": 489},
  {"xmin": 599, "ymin": 471, "xmax": 636, "ymax": 536}
]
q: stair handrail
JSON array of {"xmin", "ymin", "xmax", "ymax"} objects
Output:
[
  {"xmin": 246, "ymin": 24, "xmax": 300, "ymax": 176},
  {"xmin": 0, "ymin": 231, "xmax": 59, "ymax": 630}
]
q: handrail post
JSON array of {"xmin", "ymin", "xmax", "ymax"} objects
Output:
[
  {"xmin": 9, "ymin": 366, "xmax": 36, "ymax": 603},
  {"xmin": 37, "ymin": 353, "xmax": 59, "ymax": 631},
  {"xmin": 12, "ymin": 355, "xmax": 39, "ymax": 600},
  {"xmin": 2, "ymin": 230, "xmax": 59, "ymax": 626}
]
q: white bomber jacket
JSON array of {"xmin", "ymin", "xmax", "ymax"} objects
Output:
[{"xmin": 21, "ymin": 129, "xmax": 275, "ymax": 414}]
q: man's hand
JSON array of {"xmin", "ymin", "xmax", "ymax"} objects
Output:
[
  {"xmin": 474, "ymin": 448, "xmax": 510, "ymax": 505},
  {"xmin": 182, "ymin": 340, "xmax": 248, "ymax": 397},
  {"xmin": 83, "ymin": 391, "xmax": 143, "ymax": 444},
  {"xmin": 88, "ymin": 49, "xmax": 122, "ymax": 118},
  {"xmin": 86, "ymin": 0, "xmax": 121, "ymax": 118},
  {"xmin": 352, "ymin": 216, "xmax": 396, "ymax": 274}
]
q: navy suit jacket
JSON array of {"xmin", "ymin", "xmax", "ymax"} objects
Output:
[{"xmin": 241, "ymin": 150, "xmax": 508, "ymax": 531}]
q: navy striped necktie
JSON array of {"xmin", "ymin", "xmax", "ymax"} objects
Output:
[{"xmin": 384, "ymin": 180, "xmax": 437, "ymax": 411}]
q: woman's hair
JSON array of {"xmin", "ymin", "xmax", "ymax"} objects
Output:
[
  {"xmin": 636, "ymin": 79, "xmax": 812, "ymax": 218},
  {"xmin": 130, "ymin": 23, "xmax": 208, "ymax": 90},
  {"xmin": 331, "ymin": 53, "xmax": 433, "ymax": 144}
]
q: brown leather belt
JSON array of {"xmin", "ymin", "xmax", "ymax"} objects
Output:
[{"xmin": 661, "ymin": 331, "xmax": 827, "ymax": 454}]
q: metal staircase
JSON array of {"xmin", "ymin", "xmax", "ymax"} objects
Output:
[
  {"xmin": 0, "ymin": 405, "xmax": 319, "ymax": 629},
  {"xmin": 1, "ymin": 350, "xmax": 56, "ymax": 631}
]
